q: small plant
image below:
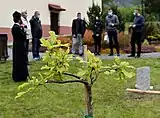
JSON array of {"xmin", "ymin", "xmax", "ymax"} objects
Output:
[
  {"xmin": 57, "ymin": 36, "xmax": 72, "ymax": 44},
  {"xmin": 15, "ymin": 31, "xmax": 135, "ymax": 118},
  {"xmin": 83, "ymin": 29, "xmax": 94, "ymax": 46}
]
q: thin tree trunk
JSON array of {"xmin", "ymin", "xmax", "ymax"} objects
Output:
[{"xmin": 84, "ymin": 84, "xmax": 93, "ymax": 117}]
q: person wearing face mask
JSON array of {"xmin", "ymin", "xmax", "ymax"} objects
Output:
[
  {"xmin": 72, "ymin": 12, "xmax": 86, "ymax": 56},
  {"xmin": 12, "ymin": 11, "xmax": 29, "ymax": 82},
  {"xmin": 30, "ymin": 11, "xmax": 42, "ymax": 60},
  {"xmin": 92, "ymin": 17, "xmax": 103, "ymax": 55},
  {"xmin": 128, "ymin": 9, "xmax": 145, "ymax": 58},
  {"xmin": 106, "ymin": 9, "xmax": 120, "ymax": 56},
  {"xmin": 21, "ymin": 10, "xmax": 32, "ymax": 64}
]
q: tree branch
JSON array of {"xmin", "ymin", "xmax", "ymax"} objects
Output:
[
  {"xmin": 46, "ymin": 79, "xmax": 88, "ymax": 85},
  {"xmin": 63, "ymin": 72, "xmax": 81, "ymax": 79},
  {"xmin": 91, "ymin": 73, "xmax": 99, "ymax": 85}
]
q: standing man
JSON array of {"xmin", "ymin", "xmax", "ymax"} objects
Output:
[
  {"xmin": 128, "ymin": 9, "xmax": 145, "ymax": 58},
  {"xmin": 93, "ymin": 16, "xmax": 103, "ymax": 55},
  {"xmin": 106, "ymin": 9, "xmax": 120, "ymax": 56},
  {"xmin": 12, "ymin": 11, "xmax": 29, "ymax": 82},
  {"xmin": 30, "ymin": 11, "xmax": 42, "ymax": 60},
  {"xmin": 72, "ymin": 12, "xmax": 86, "ymax": 56},
  {"xmin": 21, "ymin": 10, "xmax": 32, "ymax": 64}
]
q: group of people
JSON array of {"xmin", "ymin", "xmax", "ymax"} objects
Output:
[
  {"xmin": 71, "ymin": 8, "xmax": 145, "ymax": 58},
  {"xmin": 11, "ymin": 8, "xmax": 144, "ymax": 82},
  {"xmin": 12, "ymin": 10, "xmax": 42, "ymax": 82}
]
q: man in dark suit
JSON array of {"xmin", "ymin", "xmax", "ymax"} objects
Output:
[
  {"xmin": 106, "ymin": 9, "xmax": 120, "ymax": 56},
  {"xmin": 72, "ymin": 12, "xmax": 86, "ymax": 56},
  {"xmin": 93, "ymin": 17, "xmax": 103, "ymax": 55},
  {"xmin": 30, "ymin": 11, "xmax": 42, "ymax": 60},
  {"xmin": 128, "ymin": 8, "xmax": 145, "ymax": 58}
]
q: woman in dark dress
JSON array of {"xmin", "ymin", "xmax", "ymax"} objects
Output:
[{"xmin": 12, "ymin": 11, "xmax": 29, "ymax": 82}]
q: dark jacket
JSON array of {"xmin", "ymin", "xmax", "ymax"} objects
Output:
[
  {"xmin": 12, "ymin": 23, "xmax": 29, "ymax": 82},
  {"xmin": 93, "ymin": 19, "xmax": 103, "ymax": 35},
  {"xmin": 133, "ymin": 15, "xmax": 145, "ymax": 32},
  {"xmin": 30, "ymin": 16, "xmax": 42, "ymax": 38},
  {"xmin": 106, "ymin": 14, "xmax": 119, "ymax": 31},
  {"xmin": 72, "ymin": 18, "xmax": 86, "ymax": 37}
]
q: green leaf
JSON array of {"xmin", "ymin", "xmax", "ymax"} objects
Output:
[
  {"xmin": 76, "ymin": 56, "xmax": 85, "ymax": 62},
  {"xmin": 15, "ymin": 91, "xmax": 27, "ymax": 99},
  {"xmin": 41, "ymin": 65, "xmax": 50, "ymax": 70},
  {"xmin": 40, "ymin": 38, "xmax": 50, "ymax": 47},
  {"xmin": 120, "ymin": 62, "xmax": 129, "ymax": 67},
  {"xmin": 17, "ymin": 83, "xmax": 30, "ymax": 91},
  {"xmin": 77, "ymin": 70, "xmax": 87, "ymax": 77},
  {"xmin": 114, "ymin": 56, "xmax": 121, "ymax": 64},
  {"xmin": 104, "ymin": 71, "xmax": 110, "ymax": 75},
  {"xmin": 122, "ymin": 70, "xmax": 134, "ymax": 78},
  {"xmin": 109, "ymin": 70, "xmax": 116, "ymax": 74},
  {"xmin": 127, "ymin": 66, "xmax": 136, "ymax": 69}
]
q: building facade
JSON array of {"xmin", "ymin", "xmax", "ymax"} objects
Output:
[{"xmin": 0, "ymin": 0, "xmax": 102, "ymax": 41}]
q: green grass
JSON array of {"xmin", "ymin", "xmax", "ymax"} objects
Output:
[{"xmin": 0, "ymin": 58, "xmax": 160, "ymax": 118}]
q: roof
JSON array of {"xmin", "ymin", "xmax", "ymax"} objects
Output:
[{"xmin": 48, "ymin": 4, "xmax": 66, "ymax": 11}]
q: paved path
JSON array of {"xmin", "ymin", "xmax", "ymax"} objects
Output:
[
  {"xmin": 7, "ymin": 48, "xmax": 44, "ymax": 61},
  {"xmin": 7, "ymin": 48, "xmax": 160, "ymax": 61}
]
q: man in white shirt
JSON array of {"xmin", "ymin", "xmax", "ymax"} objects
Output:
[{"xmin": 21, "ymin": 10, "xmax": 32, "ymax": 64}]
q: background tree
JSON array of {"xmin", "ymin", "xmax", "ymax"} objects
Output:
[
  {"xmin": 144, "ymin": 0, "xmax": 160, "ymax": 21},
  {"xmin": 87, "ymin": 3, "xmax": 102, "ymax": 30}
]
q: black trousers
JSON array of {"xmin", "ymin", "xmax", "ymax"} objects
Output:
[
  {"xmin": 25, "ymin": 40, "xmax": 29, "ymax": 63},
  {"xmin": 131, "ymin": 31, "xmax": 142, "ymax": 56},
  {"xmin": 32, "ymin": 37, "xmax": 40, "ymax": 58},
  {"xmin": 108, "ymin": 30, "xmax": 120, "ymax": 54},
  {"xmin": 94, "ymin": 35, "xmax": 101, "ymax": 54}
]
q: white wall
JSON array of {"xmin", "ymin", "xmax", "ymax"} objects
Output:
[
  {"xmin": 51, "ymin": 0, "xmax": 92, "ymax": 26},
  {"xmin": 0, "ymin": 0, "xmax": 101, "ymax": 28},
  {"xmin": 0, "ymin": 0, "xmax": 50, "ymax": 27}
]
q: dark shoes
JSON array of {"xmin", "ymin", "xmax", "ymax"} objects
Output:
[
  {"xmin": 108, "ymin": 53, "xmax": 114, "ymax": 56},
  {"xmin": 128, "ymin": 55, "xmax": 135, "ymax": 57},
  {"xmin": 117, "ymin": 54, "xmax": 120, "ymax": 57},
  {"xmin": 128, "ymin": 54, "xmax": 141, "ymax": 58},
  {"xmin": 108, "ymin": 53, "xmax": 120, "ymax": 56},
  {"xmin": 79, "ymin": 54, "xmax": 83, "ymax": 57},
  {"xmin": 135, "ymin": 55, "xmax": 140, "ymax": 58},
  {"xmin": 94, "ymin": 52, "xmax": 101, "ymax": 56}
]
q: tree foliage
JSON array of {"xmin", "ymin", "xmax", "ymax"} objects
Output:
[
  {"xmin": 144, "ymin": 0, "xmax": 160, "ymax": 21},
  {"xmin": 119, "ymin": 7, "xmax": 135, "ymax": 22},
  {"xmin": 144, "ymin": 0, "xmax": 160, "ymax": 14},
  {"xmin": 87, "ymin": 3, "xmax": 102, "ymax": 29},
  {"xmin": 15, "ymin": 31, "xmax": 135, "ymax": 117}
]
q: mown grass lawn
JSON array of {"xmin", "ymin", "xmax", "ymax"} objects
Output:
[{"xmin": 0, "ymin": 58, "xmax": 160, "ymax": 118}]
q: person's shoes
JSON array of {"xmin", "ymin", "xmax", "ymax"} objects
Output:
[
  {"xmin": 108, "ymin": 53, "xmax": 114, "ymax": 56},
  {"xmin": 33, "ymin": 57, "xmax": 39, "ymax": 61},
  {"xmin": 135, "ymin": 55, "xmax": 140, "ymax": 58},
  {"xmin": 128, "ymin": 55, "xmax": 135, "ymax": 57},
  {"xmin": 79, "ymin": 54, "xmax": 83, "ymax": 57},
  {"xmin": 97, "ymin": 53, "xmax": 101, "ymax": 56},
  {"xmin": 117, "ymin": 54, "xmax": 120, "ymax": 57},
  {"xmin": 94, "ymin": 53, "xmax": 98, "ymax": 56},
  {"xmin": 38, "ymin": 56, "xmax": 41, "ymax": 60}
]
